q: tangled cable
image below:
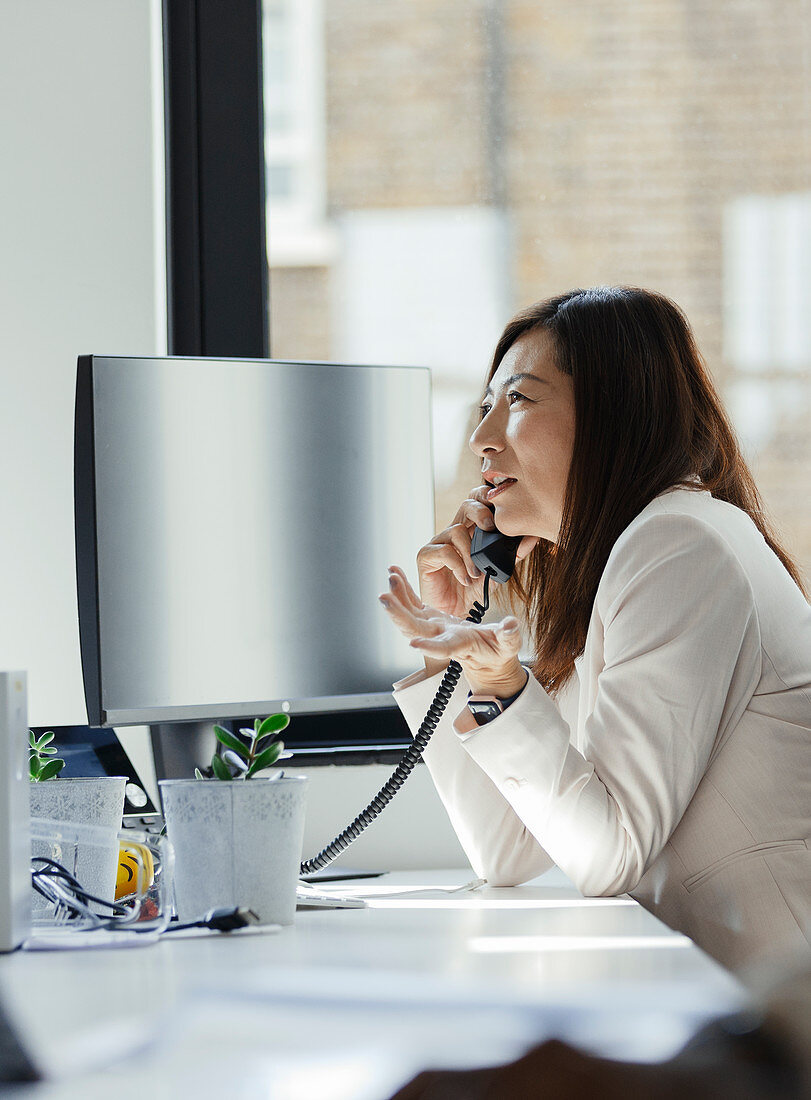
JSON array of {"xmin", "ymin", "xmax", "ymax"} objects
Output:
[
  {"xmin": 31, "ymin": 857, "xmax": 131, "ymax": 927},
  {"xmin": 300, "ymin": 572, "xmax": 492, "ymax": 876}
]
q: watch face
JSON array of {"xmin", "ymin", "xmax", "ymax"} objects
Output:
[{"xmin": 467, "ymin": 699, "xmax": 503, "ymax": 726}]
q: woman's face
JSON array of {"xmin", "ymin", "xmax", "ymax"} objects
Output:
[{"xmin": 469, "ymin": 327, "xmax": 576, "ymax": 543}]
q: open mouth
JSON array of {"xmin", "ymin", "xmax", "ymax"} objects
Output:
[{"xmin": 485, "ymin": 477, "xmax": 517, "ymax": 500}]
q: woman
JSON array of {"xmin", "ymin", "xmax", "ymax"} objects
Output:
[{"xmin": 380, "ymin": 286, "xmax": 811, "ymax": 974}]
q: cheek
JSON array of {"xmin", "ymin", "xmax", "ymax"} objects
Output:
[
  {"xmin": 548, "ymin": 413, "xmax": 576, "ymax": 473},
  {"xmin": 519, "ymin": 425, "xmax": 571, "ymax": 481}
]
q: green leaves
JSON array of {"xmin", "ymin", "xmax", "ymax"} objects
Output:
[
  {"xmin": 246, "ymin": 740, "xmax": 283, "ymax": 778},
  {"xmin": 211, "ymin": 754, "xmax": 233, "ymax": 781},
  {"xmin": 214, "ymin": 725, "xmax": 249, "ymax": 756},
  {"xmin": 28, "ymin": 730, "xmax": 66, "ymax": 782},
  {"xmin": 200, "ymin": 715, "xmax": 289, "ymax": 781},
  {"xmin": 257, "ymin": 713, "xmax": 289, "ymax": 738},
  {"xmin": 37, "ymin": 758, "xmax": 66, "ymax": 782}
]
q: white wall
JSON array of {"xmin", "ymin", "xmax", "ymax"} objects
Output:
[{"xmin": 0, "ymin": 0, "xmax": 166, "ymax": 726}]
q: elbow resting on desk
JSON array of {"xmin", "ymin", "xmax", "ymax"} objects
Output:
[
  {"xmin": 471, "ymin": 826, "xmax": 555, "ymax": 888},
  {"xmin": 564, "ymin": 856, "xmax": 653, "ymax": 901},
  {"xmin": 481, "ymin": 859, "xmax": 646, "ymax": 895},
  {"xmin": 567, "ymin": 856, "xmax": 647, "ymax": 899},
  {"xmin": 478, "ymin": 819, "xmax": 651, "ymax": 896}
]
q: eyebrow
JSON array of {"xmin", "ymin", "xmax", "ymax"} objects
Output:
[{"xmin": 483, "ymin": 372, "xmax": 549, "ymax": 398}]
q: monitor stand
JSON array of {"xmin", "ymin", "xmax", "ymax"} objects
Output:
[{"xmin": 149, "ymin": 722, "xmax": 218, "ymax": 780}]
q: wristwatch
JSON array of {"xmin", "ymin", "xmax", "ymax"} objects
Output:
[{"xmin": 467, "ymin": 680, "xmax": 526, "ymax": 726}]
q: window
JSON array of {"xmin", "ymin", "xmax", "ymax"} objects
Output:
[
  {"xmin": 263, "ymin": 2, "xmax": 811, "ymax": 578},
  {"xmin": 264, "ymin": 0, "xmax": 335, "ymax": 266}
]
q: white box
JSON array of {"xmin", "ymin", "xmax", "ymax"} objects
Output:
[{"xmin": 0, "ymin": 672, "xmax": 30, "ymax": 951}]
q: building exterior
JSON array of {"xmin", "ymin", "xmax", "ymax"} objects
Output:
[{"xmin": 265, "ymin": 0, "xmax": 811, "ymax": 576}]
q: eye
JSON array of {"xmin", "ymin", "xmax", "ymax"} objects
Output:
[
  {"xmin": 507, "ymin": 390, "xmax": 528, "ymax": 405},
  {"xmin": 478, "ymin": 402, "xmax": 492, "ymax": 419}
]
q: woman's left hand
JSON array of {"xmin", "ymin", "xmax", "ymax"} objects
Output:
[{"xmin": 380, "ymin": 566, "xmax": 527, "ymax": 697}]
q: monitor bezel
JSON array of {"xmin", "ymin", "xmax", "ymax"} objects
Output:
[{"xmin": 74, "ymin": 353, "xmax": 433, "ymax": 734}]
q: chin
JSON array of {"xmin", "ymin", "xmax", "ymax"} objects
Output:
[
  {"xmin": 494, "ymin": 506, "xmax": 548, "ymax": 541},
  {"xmin": 492, "ymin": 509, "xmax": 525, "ymax": 537}
]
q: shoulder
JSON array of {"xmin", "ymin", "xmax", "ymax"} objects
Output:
[
  {"xmin": 609, "ymin": 486, "xmax": 756, "ymax": 566},
  {"xmin": 596, "ymin": 488, "xmax": 756, "ymax": 620}
]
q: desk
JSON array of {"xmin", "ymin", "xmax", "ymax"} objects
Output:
[{"xmin": 0, "ymin": 869, "xmax": 744, "ymax": 1100}]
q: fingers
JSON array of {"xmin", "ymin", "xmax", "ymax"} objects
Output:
[
  {"xmin": 409, "ymin": 616, "xmax": 522, "ymax": 663},
  {"xmin": 408, "ymin": 628, "xmax": 459, "ymax": 656},
  {"xmin": 378, "ymin": 589, "xmax": 425, "ymax": 639},
  {"xmin": 387, "ymin": 565, "xmax": 423, "ymax": 610},
  {"xmin": 516, "ymin": 534, "xmax": 540, "ymax": 561},
  {"xmin": 462, "ymin": 489, "xmax": 541, "ymax": 565},
  {"xmin": 379, "ymin": 572, "xmax": 448, "ymax": 640},
  {"xmin": 417, "ymin": 541, "xmax": 473, "ymax": 589},
  {"xmin": 450, "ymin": 491, "xmax": 497, "ymax": 532},
  {"xmin": 497, "ymin": 620, "xmax": 521, "ymax": 651},
  {"xmin": 419, "ymin": 518, "xmax": 489, "ymax": 586},
  {"xmin": 414, "ymin": 489, "xmax": 500, "ymax": 610},
  {"xmin": 386, "ymin": 571, "xmax": 430, "ymax": 623},
  {"xmin": 380, "ymin": 576, "xmax": 524, "ymax": 682},
  {"xmin": 379, "ymin": 596, "xmax": 422, "ymax": 640}
]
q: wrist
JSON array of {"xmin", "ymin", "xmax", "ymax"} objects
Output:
[{"xmin": 464, "ymin": 662, "xmax": 528, "ymax": 699}]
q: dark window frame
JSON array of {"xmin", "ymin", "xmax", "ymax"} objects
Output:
[{"xmin": 163, "ymin": 0, "xmax": 269, "ymax": 358}]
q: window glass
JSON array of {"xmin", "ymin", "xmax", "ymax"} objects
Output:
[{"xmin": 263, "ymin": 1, "xmax": 811, "ymax": 578}]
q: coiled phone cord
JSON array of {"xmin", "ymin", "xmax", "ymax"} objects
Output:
[{"xmin": 299, "ymin": 571, "xmax": 492, "ymax": 876}]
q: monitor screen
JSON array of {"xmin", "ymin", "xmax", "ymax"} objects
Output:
[{"xmin": 75, "ymin": 356, "xmax": 434, "ymax": 731}]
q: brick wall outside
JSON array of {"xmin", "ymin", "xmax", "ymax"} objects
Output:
[{"xmin": 269, "ymin": 0, "xmax": 811, "ymax": 581}]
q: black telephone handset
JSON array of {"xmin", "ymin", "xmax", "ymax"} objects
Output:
[
  {"xmin": 299, "ymin": 522, "xmax": 522, "ymax": 877},
  {"xmin": 470, "ymin": 525, "xmax": 521, "ymax": 584}
]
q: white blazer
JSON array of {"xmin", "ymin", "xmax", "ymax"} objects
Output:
[{"xmin": 393, "ymin": 487, "xmax": 811, "ymax": 974}]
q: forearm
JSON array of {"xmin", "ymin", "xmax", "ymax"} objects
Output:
[
  {"xmin": 393, "ymin": 667, "xmax": 552, "ymax": 883},
  {"xmin": 457, "ymin": 686, "xmax": 646, "ymax": 894},
  {"xmin": 421, "ymin": 717, "xmax": 554, "ymax": 885}
]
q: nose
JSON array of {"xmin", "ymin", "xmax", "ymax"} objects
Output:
[{"xmin": 469, "ymin": 405, "xmax": 505, "ymax": 458}]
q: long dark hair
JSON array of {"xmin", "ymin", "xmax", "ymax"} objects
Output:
[{"xmin": 489, "ymin": 286, "xmax": 806, "ymax": 692}]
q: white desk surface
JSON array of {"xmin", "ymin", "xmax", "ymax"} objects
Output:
[{"xmin": 0, "ymin": 868, "xmax": 745, "ymax": 1100}]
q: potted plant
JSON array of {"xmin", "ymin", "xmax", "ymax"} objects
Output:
[
  {"xmin": 28, "ymin": 730, "xmax": 127, "ymax": 915},
  {"xmin": 28, "ymin": 730, "xmax": 66, "ymax": 782},
  {"xmin": 159, "ymin": 716, "xmax": 308, "ymax": 926}
]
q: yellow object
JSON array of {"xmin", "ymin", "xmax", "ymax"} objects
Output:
[{"xmin": 115, "ymin": 842, "xmax": 155, "ymax": 900}]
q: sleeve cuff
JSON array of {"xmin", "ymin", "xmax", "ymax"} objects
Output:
[
  {"xmin": 392, "ymin": 666, "xmax": 437, "ymax": 692},
  {"xmin": 453, "ymin": 667, "xmax": 533, "ymax": 740},
  {"xmin": 392, "ymin": 665, "xmax": 464, "ymax": 735}
]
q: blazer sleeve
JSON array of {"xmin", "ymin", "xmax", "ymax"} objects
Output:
[
  {"xmin": 458, "ymin": 512, "xmax": 764, "ymax": 895},
  {"xmin": 392, "ymin": 667, "xmax": 555, "ymax": 884}
]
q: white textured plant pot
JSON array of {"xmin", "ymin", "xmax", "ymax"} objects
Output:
[
  {"xmin": 160, "ymin": 776, "xmax": 308, "ymax": 925},
  {"xmin": 29, "ymin": 777, "xmax": 126, "ymax": 914}
]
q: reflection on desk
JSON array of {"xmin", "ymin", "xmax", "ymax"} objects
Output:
[{"xmin": 0, "ymin": 868, "xmax": 744, "ymax": 1100}]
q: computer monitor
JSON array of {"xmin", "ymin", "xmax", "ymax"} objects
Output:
[{"xmin": 74, "ymin": 355, "xmax": 434, "ymax": 775}]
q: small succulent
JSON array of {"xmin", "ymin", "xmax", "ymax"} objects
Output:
[
  {"xmin": 195, "ymin": 714, "xmax": 289, "ymax": 781},
  {"xmin": 29, "ymin": 730, "xmax": 66, "ymax": 782}
]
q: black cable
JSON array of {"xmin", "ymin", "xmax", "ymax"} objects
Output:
[
  {"xmin": 31, "ymin": 857, "xmax": 131, "ymax": 920},
  {"xmin": 300, "ymin": 572, "xmax": 492, "ymax": 876},
  {"xmin": 165, "ymin": 907, "xmax": 261, "ymax": 933}
]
